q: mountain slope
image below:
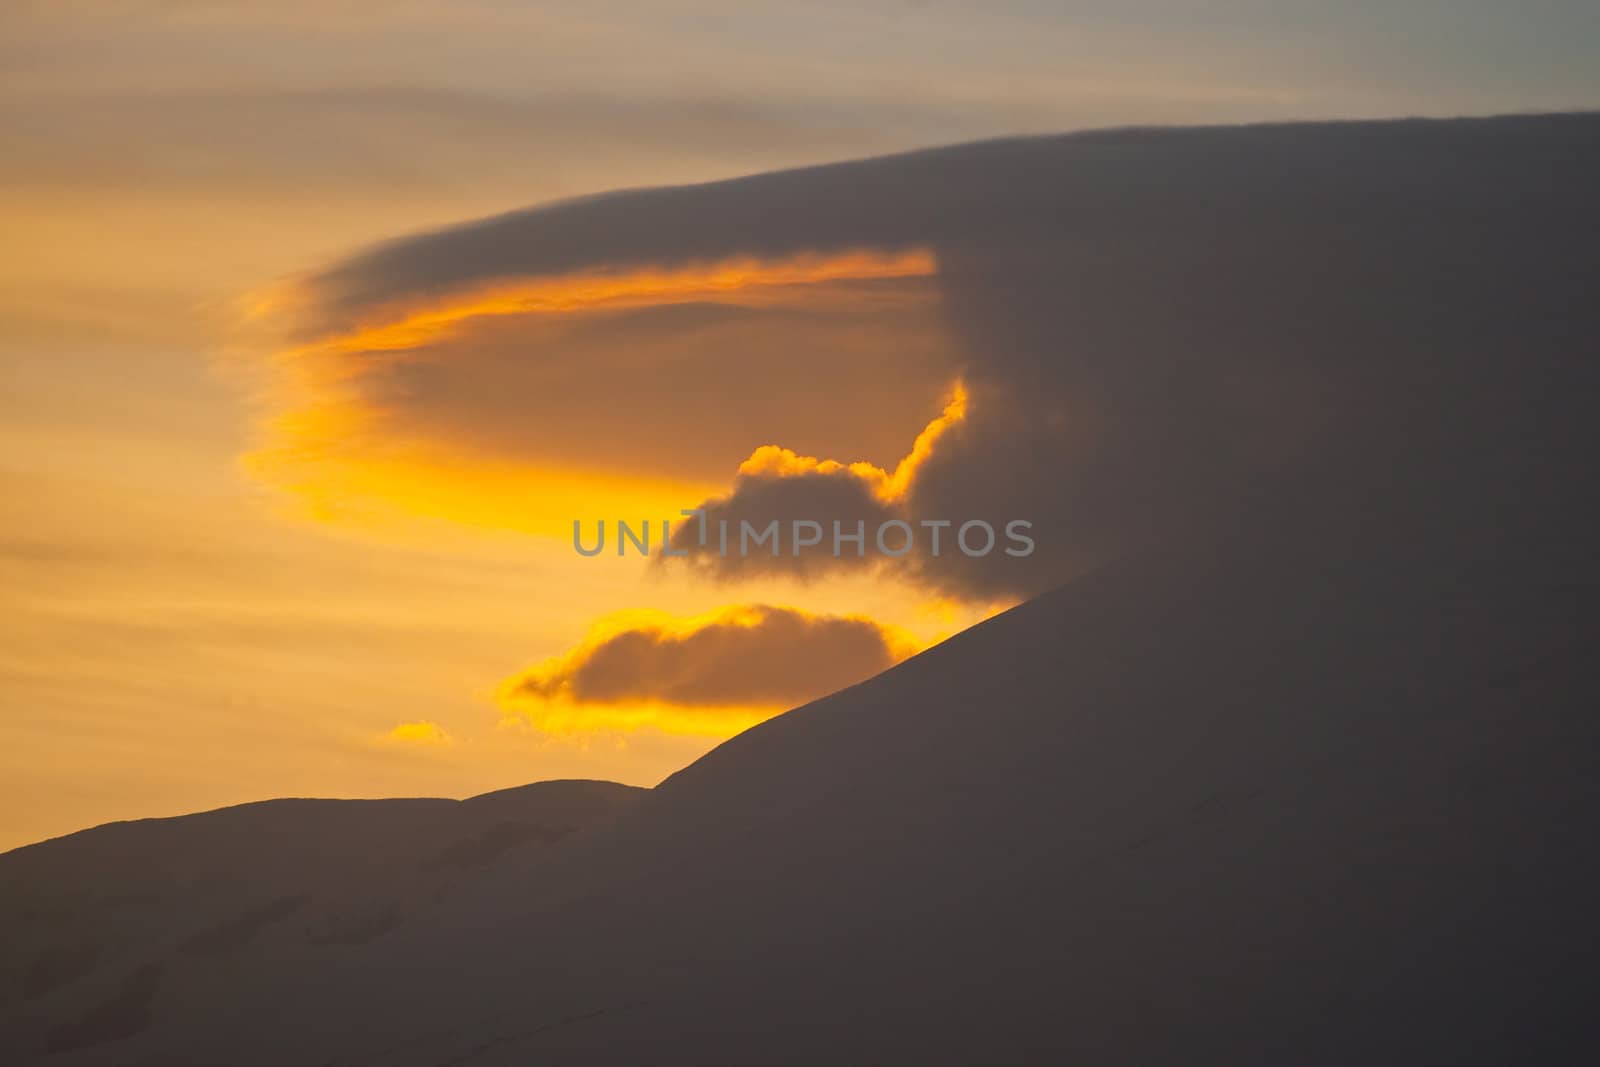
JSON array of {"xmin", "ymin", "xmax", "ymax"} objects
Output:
[
  {"xmin": 0, "ymin": 781, "xmax": 646, "ymax": 1059},
  {"xmin": 23, "ymin": 486, "xmax": 1596, "ymax": 1064}
]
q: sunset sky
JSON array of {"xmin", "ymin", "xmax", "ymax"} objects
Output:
[{"xmin": 3, "ymin": 1, "xmax": 1597, "ymax": 851}]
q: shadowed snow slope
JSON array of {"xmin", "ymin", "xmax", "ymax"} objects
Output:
[{"xmin": 0, "ymin": 782, "xmax": 646, "ymax": 1059}]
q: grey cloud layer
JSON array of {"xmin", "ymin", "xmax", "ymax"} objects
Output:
[
  {"xmin": 305, "ymin": 112, "xmax": 1600, "ymax": 600},
  {"xmin": 358, "ymin": 284, "xmax": 958, "ymax": 482}
]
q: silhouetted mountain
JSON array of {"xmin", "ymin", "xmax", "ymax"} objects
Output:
[
  {"xmin": 8, "ymin": 480, "xmax": 1596, "ymax": 1063},
  {"xmin": 0, "ymin": 781, "xmax": 645, "ymax": 1058}
]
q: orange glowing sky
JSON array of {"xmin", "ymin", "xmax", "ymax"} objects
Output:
[
  {"xmin": 6, "ymin": 0, "xmax": 1590, "ymax": 851},
  {"xmin": 235, "ymin": 241, "xmax": 991, "ymax": 746}
]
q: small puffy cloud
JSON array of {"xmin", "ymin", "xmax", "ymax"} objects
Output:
[
  {"xmin": 659, "ymin": 382, "xmax": 1044, "ymax": 599},
  {"xmin": 385, "ymin": 720, "xmax": 454, "ymax": 746},
  {"xmin": 500, "ymin": 605, "xmax": 916, "ymax": 735},
  {"xmin": 663, "ymin": 383, "xmax": 967, "ymax": 582},
  {"xmin": 669, "ymin": 458, "xmax": 897, "ymax": 582}
]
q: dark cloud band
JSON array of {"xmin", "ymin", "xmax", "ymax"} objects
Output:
[{"xmin": 286, "ymin": 113, "xmax": 1600, "ymax": 603}]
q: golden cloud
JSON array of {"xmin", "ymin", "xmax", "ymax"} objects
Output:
[
  {"xmin": 242, "ymin": 248, "xmax": 951, "ymax": 535},
  {"xmin": 385, "ymin": 720, "xmax": 454, "ymax": 746},
  {"xmin": 734, "ymin": 380, "xmax": 967, "ymax": 504},
  {"xmin": 499, "ymin": 604, "xmax": 919, "ymax": 736}
]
